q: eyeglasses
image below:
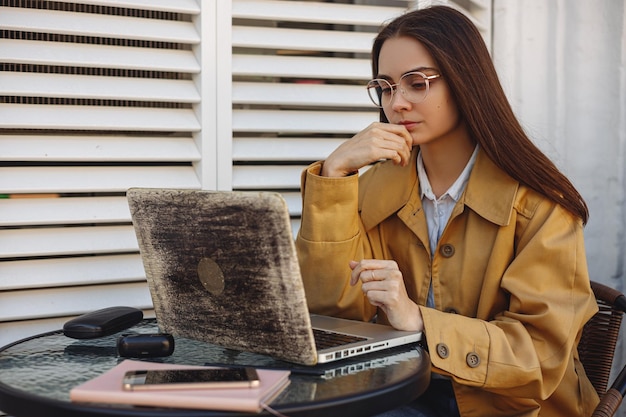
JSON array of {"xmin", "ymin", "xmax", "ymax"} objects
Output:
[{"xmin": 366, "ymin": 71, "xmax": 441, "ymax": 108}]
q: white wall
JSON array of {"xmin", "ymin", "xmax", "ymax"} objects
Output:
[
  {"xmin": 493, "ymin": 0, "xmax": 626, "ymax": 289},
  {"xmin": 493, "ymin": 1, "xmax": 626, "ymax": 413}
]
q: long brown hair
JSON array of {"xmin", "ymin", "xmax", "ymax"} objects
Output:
[{"xmin": 372, "ymin": 6, "xmax": 589, "ymax": 224}]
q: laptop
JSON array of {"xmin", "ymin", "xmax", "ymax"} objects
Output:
[{"xmin": 127, "ymin": 188, "xmax": 422, "ymax": 366}]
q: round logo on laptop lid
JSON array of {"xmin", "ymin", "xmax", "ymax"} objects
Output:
[{"xmin": 197, "ymin": 257, "xmax": 225, "ymax": 296}]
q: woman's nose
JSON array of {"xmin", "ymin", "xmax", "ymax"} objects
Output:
[{"xmin": 390, "ymin": 88, "xmax": 412, "ymax": 112}]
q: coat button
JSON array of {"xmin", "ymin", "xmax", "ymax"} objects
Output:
[
  {"xmin": 445, "ymin": 307, "xmax": 459, "ymax": 314},
  {"xmin": 466, "ymin": 352, "xmax": 481, "ymax": 368},
  {"xmin": 440, "ymin": 244, "xmax": 455, "ymax": 258},
  {"xmin": 436, "ymin": 343, "xmax": 449, "ymax": 359}
]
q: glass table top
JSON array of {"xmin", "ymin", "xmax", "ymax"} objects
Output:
[{"xmin": 0, "ymin": 320, "xmax": 430, "ymax": 417}]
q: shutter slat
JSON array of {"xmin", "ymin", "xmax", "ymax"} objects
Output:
[
  {"xmin": 0, "ymin": 282, "xmax": 152, "ymax": 322},
  {"xmin": 233, "ymin": 109, "xmax": 377, "ymax": 133},
  {"xmin": 232, "ymin": 0, "xmax": 404, "ymax": 26},
  {"xmin": 0, "ymin": 7, "xmax": 200, "ymax": 43},
  {"xmin": 232, "ymin": 26, "xmax": 375, "ymax": 53},
  {"xmin": 0, "ymin": 166, "xmax": 201, "ymax": 194},
  {"xmin": 0, "ymin": 196, "xmax": 130, "ymax": 226},
  {"xmin": 1, "ymin": 225, "xmax": 138, "ymax": 259},
  {"xmin": 0, "ymin": 254, "xmax": 144, "ymax": 290},
  {"xmin": 1, "ymin": 39, "xmax": 200, "ymax": 72},
  {"xmin": 54, "ymin": 0, "xmax": 200, "ymax": 14},
  {"xmin": 280, "ymin": 191, "xmax": 302, "ymax": 216},
  {"xmin": 2, "ymin": 135, "xmax": 200, "ymax": 162},
  {"xmin": 233, "ymin": 137, "xmax": 343, "ymax": 161},
  {"xmin": 233, "ymin": 81, "xmax": 371, "ymax": 107},
  {"xmin": 233, "ymin": 55, "xmax": 371, "ymax": 80},
  {"xmin": 1, "ymin": 189, "xmax": 303, "ymax": 226},
  {"xmin": 0, "ymin": 72, "xmax": 200, "ymax": 103},
  {"xmin": 234, "ymin": 165, "xmax": 369, "ymax": 191},
  {"xmin": 233, "ymin": 165, "xmax": 306, "ymax": 189},
  {"xmin": 0, "ymin": 104, "xmax": 201, "ymax": 131}
]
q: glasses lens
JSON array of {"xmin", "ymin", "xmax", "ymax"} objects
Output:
[
  {"xmin": 399, "ymin": 72, "xmax": 429, "ymax": 104},
  {"xmin": 367, "ymin": 79, "xmax": 391, "ymax": 108},
  {"xmin": 366, "ymin": 72, "xmax": 433, "ymax": 107}
]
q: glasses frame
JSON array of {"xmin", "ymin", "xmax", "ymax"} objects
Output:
[{"xmin": 366, "ymin": 71, "xmax": 441, "ymax": 108}]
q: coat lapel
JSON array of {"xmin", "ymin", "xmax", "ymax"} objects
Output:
[
  {"xmin": 359, "ymin": 148, "xmax": 419, "ymax": 231},
  {"xmin": 358, "ymin": 147, "xmax": 519, "ymax": 231},
  {"xmin": 463, "ymin": 151, "xmax": 519, "ymax": 227}
]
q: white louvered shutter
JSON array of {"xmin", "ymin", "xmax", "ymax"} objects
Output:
[
  {"xmin": 0, "ymin": 0, "xmax": 203, "ymax": 345},
  {"xmin": 0, "ymin": 0, "xmax": 491, "ymax": 347}
]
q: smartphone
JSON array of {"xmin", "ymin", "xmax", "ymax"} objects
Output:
[{"xmin": 122, "ymin": 368, "xmax": 260, "ymax": 391}]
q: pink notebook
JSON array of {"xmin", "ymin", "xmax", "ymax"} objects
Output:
[{"xmin": 70, "ymin": 360, "xmax": 290, "ymax": 413}]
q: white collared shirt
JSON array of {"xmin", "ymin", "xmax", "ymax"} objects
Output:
[{"xmin": 417, "ymin": 145, "xmax": 479, "ymax": 307}]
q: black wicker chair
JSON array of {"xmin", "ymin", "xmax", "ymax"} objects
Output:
[{"xmin": 578, "ymin": 281, "xmax": 626, "ymax": 417}]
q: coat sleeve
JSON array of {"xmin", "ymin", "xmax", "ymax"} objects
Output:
[
  {"xmin": 421, "ymin": 196, "xmax": 597, "ymax": 400},
  {"xmin": 295, "ymin": 162, "xmax": 378, "ymax": 322}
]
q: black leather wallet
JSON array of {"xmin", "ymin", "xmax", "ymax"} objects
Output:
[{"xmin": 63, "ymin": 306, "xmax": 144, "ymax": 339}]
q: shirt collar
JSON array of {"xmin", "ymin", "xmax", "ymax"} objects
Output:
[{"xmin": 417, "ymin": 145, "xmax": 479, "ymax": 202}]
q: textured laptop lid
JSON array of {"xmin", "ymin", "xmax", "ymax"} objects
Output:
[{"xmin": 127, "ymin": 188, "xmax": 318, "ymax": 365}]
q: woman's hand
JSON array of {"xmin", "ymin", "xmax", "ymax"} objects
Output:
[
  {"xmin": 321, "ymin": 122, "xmax": 413, "ymax": 177},
  {"xmin": 350, "ymin": 259, "xmax": 424, "ymax": 332}
]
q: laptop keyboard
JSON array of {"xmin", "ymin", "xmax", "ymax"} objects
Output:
[{"xmin": 313, "ymin": 328, "xmax": 367, "ymax": 350}]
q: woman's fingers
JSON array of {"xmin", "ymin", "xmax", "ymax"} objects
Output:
[
  {"xmin": 322, "ymin": 123, "xmax": 412, "ymax": 177},
  {"xmin": 349, "ymin": 259, "xmax": 398, "ymax": 286},
  {"xmin": 349, "ymin": 259, "xmax": 423, "ymax": 331}
]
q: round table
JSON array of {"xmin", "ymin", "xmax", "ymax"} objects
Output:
[{"xmin": 0, "ymin": 320, "xmax": 431, "ymax": 417}]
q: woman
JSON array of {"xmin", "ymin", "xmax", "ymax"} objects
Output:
[{"xmin": 295, "ymin": 5, "xmax": 599, "ymax": 417}]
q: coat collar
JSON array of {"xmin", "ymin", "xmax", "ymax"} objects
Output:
[{"xmin": 359, "ymin": 147, "xmax": 519, "ymax": 230}]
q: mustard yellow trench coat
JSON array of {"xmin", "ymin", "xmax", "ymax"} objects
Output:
[{"xmin": 296, "ymin": 148, "xmax": 599, "ymax": 416}]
